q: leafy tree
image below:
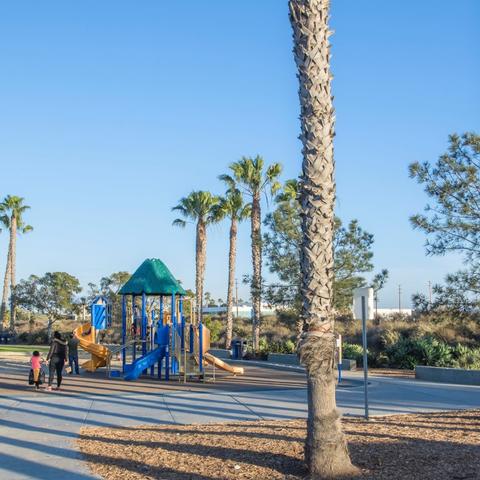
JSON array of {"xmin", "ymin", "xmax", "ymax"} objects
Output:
[
  {"xmin": 0, "ymin": 195, "xmax": 33, "ymax": 329},
  {"xmin": 172, "ymin": 191, "xmax": 220, "ymax": 323},
  {"xmin": 289, "ymin": 0, "xmax": 357, "ymax": 476},
  {"xmin": 220, "ymin": 156, "xmax": 282, "ymax": 351},
  {"xmin": 213, "ymin": 180, "xmax": 250, "ymax": 348},
  {"xmin": 410, "ymin": 132, "xmax": 480, "ymax": 317},
  {"xmin": 413, "ymin": 267, "xmax": 480, "ymax": 322},
  {"xmin": 371, "ymin": 269, "xmax": 389, "ymax": 318},
  {"xmin": 203, "ymin": 291, "xmax": 216, "ymax": 307},
  {"xmin": 410, "ymin": 133, "xmax": 480, "ymax": 259},
  {"xmin": 182, "ymin": 289, "xmax": 195, "ymax": 321},
  {"xmin": 263, "ymin": 179, "xmax": 376, "ymax": 314},
  {"xmin": 13, "ymin": 272, "xmax": 81, "ymax": 338}
]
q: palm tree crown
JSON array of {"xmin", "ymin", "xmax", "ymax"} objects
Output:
[
  {"xmin": 220, "ymin": 156, "xmax": 282, "ymax": 199},
  {"xmin": 213, "ymin": 189, "xmax": 251, "ymax": 223},
  {"xmin": 0, "ymin": 195, "xmax": 33, "ymax": 234},
  {"xmin": 172, "ymin": 191, "xmax": 219, "ymax": 227}
]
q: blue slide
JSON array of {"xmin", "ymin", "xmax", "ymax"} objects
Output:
[{"xmin": 124, "ymin": 346, "xmax": 166, "ymax": 381}]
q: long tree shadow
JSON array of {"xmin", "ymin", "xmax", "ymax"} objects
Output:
[
  {"xmin": 348, "ymin": 438, "xmax": 479, "ymax": 479},
  {"xmin": 79, "ymin": 432, "xmax": 306, "ymax": 477}
]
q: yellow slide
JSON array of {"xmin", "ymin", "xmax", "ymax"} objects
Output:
[
  {"xmin": 74, "ymin": 323, "xmax": 111, "ymax": 372},
  {"xmin": 203, "ymin": 352, "xmax": 244, "ymax": 375}
]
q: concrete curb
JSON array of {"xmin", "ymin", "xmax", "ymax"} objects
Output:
[{"xmin": 415, "ymin": 365, "xmax": 480, "ymax": 386}]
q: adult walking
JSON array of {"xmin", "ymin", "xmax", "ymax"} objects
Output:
[
  {"xmin": 46, "ymin": 331, "xmax": 68, "ymax": 391},
  {"xmin": 68, "ymin": 332, "xmax": 80, "ymax": 375}
]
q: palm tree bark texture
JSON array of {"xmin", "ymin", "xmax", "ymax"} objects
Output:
[
  {"xmin": 9, "ymin": 215, "xmax": 17, "ymax": 329},
  {"xmin": 289, "ymin": 0, "xmax": 358, "ymax": 478},
  {"xmin": 251, "ymin": 191, "xmax": 262, "ymax": 351},
  {"xmin": 0, "ymin": 248, "xmax": 11, "ymax": 328},
  {"xmin": 225, "ymin": 216, "xmax": 238, "ymax": 349},
  {"xmin": 196, "ymin": 220, "xmax": 206, "ymax": 325},
  {"xmin": 0, "ymin": 195, "xmax": 32, "ymax": 330}
]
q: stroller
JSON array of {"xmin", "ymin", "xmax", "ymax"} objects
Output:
[{"xmin": 28, "ymin": 366, "xmax": 46, "ymax": 388}]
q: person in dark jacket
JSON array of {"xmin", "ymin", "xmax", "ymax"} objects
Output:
[
  {"xmin": 67, "ymin": 333, "xmax": 80, "ymax": 375},
  {"xmin": 46, "ymin": 331, "xmax": 68, "ymax": 391}
]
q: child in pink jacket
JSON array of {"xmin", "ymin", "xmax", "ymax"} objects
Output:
[{"xmin": 30, "ymin": 351, "xmax": 44, "ymax": 390}]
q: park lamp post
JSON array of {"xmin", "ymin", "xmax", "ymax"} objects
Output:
[{"xmin": 353, "ymin": 287, "xmax": 374, "ymax": 420}]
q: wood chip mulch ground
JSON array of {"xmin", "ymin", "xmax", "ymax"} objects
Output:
[{"xmin": 78, "ymin": 409, "xmax": 480, "ymax": 480}]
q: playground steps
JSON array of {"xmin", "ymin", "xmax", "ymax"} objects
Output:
[{"xmin": 179, "ymin": 352, "xmax": 201, "ymax": 377}]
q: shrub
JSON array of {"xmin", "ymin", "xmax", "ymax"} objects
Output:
[
  {"xmin": 385, "ymin": 337, "xmax": 419, "ymax": 369},
  {"xmin": 452, "ymin": 344, "xmax": 480, "ymax": 370},
  {"xmin": 343, "ymin": 343, "xmax": 364, "ymax": 365},
  {"xmin": 283, "ymin": 339, "xmax": 296, "ymax": 354},
  {"xmin": 256, "ymin": 337, "xmax": 297, "ymax": 354},
  {"xmin": 418, "ymin": 336, "xmax": 453, "ymax": 367},
  {"xmin": 385, "ymin": 336, "xmax": 454, "ymax": 369},
  {"xmin": 203, "ymin": 316, "xmax": 223, "ymax": 343},
  {"xmin": 379, "ymin": 328, "xmax": 401, "ymax": 348}
]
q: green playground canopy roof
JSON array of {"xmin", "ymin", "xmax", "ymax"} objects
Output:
[{"xmin": 118, "ymin": 258, "xmax": 187, "ymax": 296}]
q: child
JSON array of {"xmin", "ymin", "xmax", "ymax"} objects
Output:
[{"xmin": 30, "ymin": 351, "xmax": 43, "ymax": 390}]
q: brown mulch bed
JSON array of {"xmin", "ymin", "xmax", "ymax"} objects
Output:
[{"xmin": 78, "ymin": 410, "xmax": 480, "ymax": 480}]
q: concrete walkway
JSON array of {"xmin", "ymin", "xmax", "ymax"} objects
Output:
[{"xmin": 1, "ymin": 360, "xmax": 480, "ymax": 479}]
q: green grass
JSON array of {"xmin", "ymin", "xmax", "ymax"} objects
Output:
[{"xmin": 0, "ymin": 345, "xmax": 49, "ymax": 353}]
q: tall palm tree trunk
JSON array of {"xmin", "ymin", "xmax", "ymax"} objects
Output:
[
  {"xmin": 251, "ymin": 193, "xmax": 262, "ymax": 351},
  {"xmin": 0, "ymin": 247, "xmax": 12, "ymax": 328},
  {"xmin": 290, "ymin": 0, "xmax": 357, "ymax": 477},
  {"xmin": 195, "ymin": 221, "xmax": 207, "ymax": 324},
  {"xmin": 225, "ymin": 217, "xmax": 238, "ymax": 349},
  {"xmin": 9, "ymin": 216, "xmax": 17, "ymax": 330}
]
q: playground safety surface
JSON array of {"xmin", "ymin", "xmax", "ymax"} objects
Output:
[
  {"xmin": 78, "ymin": 409, "xmax": 480, "ymax": 480},
  {"xmin": 2, "ymin": 355, "xmax": 480, "ymax": 480},
  {"xmin": 0, "ymin": 357, "xmax": 309, "ymax": 396}
]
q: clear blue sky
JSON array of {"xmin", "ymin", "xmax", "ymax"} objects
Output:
[{"xmin": 0, "ymin": 1, "xmax": 478, "ymax": 308}]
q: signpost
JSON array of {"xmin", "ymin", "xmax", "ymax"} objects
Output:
[
  {"xmin": 353, "ymin": 287, "xmax": 374, "ymax": 420},
  {"xmin": 336, "ymin": 334, "xmax": 342, "ymax": 383}
]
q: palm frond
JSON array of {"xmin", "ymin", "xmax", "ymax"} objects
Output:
[
  {"xmin": 0, "ymin": 214, "xmax": 10, "ymax": 229},
  {"xmin": 172, "ymin": 218, "xmax": 187, "ymax": 228},
  {"xmin": 218, "ymin": 174, "xmax": 236, "ymax": 192}
]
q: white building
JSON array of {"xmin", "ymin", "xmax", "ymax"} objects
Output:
[
  {"xmin": 202, "ymin": 304, "xmax": 276, "ymax": 318},
  {"xmin": 376, "ymin": 308, "xmax": 412, "ymax": 317}
]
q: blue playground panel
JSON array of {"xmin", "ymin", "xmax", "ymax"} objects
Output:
[{"xmin": 91, "ymin": 297, "xmax": 112, "ymax": 330}]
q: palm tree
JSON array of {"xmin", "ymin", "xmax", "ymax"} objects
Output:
[
  {"xmin": 213, "ymin": 183, "xmax": 251, "ymax": 349},
  {"xmin": 0, "ymin": 196, "xmax": 33, "ymax": 329},
  {"xmin": 221, "ymin": 156, "xmax": 281, "ymax": 351},
  {"xmin": 289, "ymin": 0, "xmax": 357, "ymax": 477},
  {"xmin": 172, "ymin": 191, "xmax": 219, "ymax": 324}
]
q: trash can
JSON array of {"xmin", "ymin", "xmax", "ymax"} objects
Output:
[{"xmin": 232, "ymin": 339, "xmax": 243, "ymax": 360}]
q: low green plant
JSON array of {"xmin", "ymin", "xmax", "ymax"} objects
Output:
[
  {"xmin": 342, "ymin": 343, "xmax": 364, "ymax": 365},
  {"xmin": 203, "ymin": 316, "xmax": 223, "ymax": 343},
  {"xmin": 452, "ymin": 344, "xmax": 480, "ymax": 370}
]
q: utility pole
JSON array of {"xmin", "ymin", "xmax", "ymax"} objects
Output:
[
  {"xmin": 398, "ymin": 285, "xmax": 402, "ymax": 313},
  {"xmin": 428, "ymin": 281, "xmax": 432, "ymax": 304},
  {"xmin": 235, "ymin": 278, "xmax": 239, "ymax": 318}
]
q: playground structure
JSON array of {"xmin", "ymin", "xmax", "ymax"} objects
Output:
[
  {"xmin": 74, "ymin": 296, "xmax": 112, "ymax": 372},
  {"xmin": 75, "ymin": 258, "xmax": 243, "ymax": 381}
]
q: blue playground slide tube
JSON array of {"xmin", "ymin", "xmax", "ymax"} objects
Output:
[{"xmin": 124, "ymin": 346, "xmax": 166, "ymax": 381}]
